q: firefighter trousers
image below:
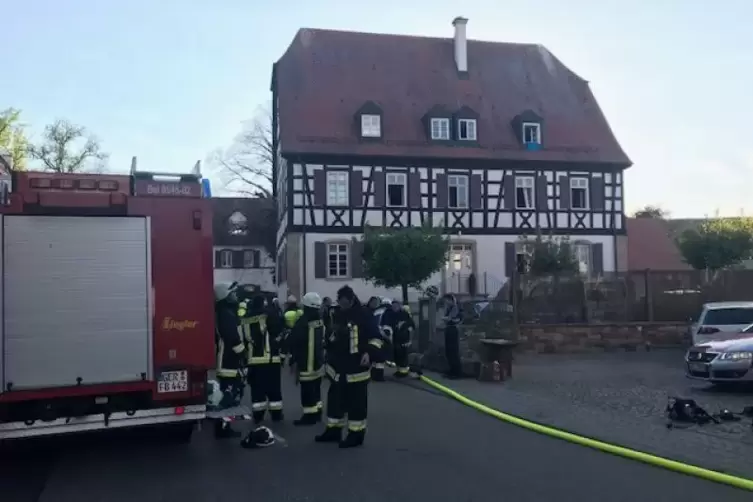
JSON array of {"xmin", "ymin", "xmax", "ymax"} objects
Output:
[
  {"xmin": 246, "ymin": 362, "xmax": 283, "ymax": 421},
  {"xmin": 325, "ymin": 377, "xmax": 368, "ymax": 436},
  {"xmin": 371, "ymin": 341, "xmax": 387, "ymax": 380},
  {"xmin": 299, "ymin": 376, "xmax": 323, "ymax": 415},
  {"xmin": 393, "ymin": 337, "xmax": 410, "ymax": 375}
]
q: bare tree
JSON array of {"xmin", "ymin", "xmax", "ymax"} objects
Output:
[
  {"xmin": 28, "ymin": 119, "xmax": 108, "ymax": 173},
  {"xmin": 211, "ymin": 104, "xmax": 273, "ymax": 197}
]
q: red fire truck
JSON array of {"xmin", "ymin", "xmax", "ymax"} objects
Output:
[{"xmin": 0, "ymin": 159, "xmax": 215, "ymax": 441}]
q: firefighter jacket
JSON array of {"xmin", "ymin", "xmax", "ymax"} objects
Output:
[
  {"xmin": 383, "ymin": 309, "xmax": 415, "ymax": 346},
  {"xmin": 239, "ymin": 305, "xmax": 284, "ymax": 366},
  {"xmin": 325, "ymin": 304, "xmax": 382, "ymax": 383},
  {"xmin": 284, "ymin": 307, "xmax": 303, "ymax": 329},
  {"xmin": 289, "ymin": 308, "xmax": 325, "ymax": 382},
  {"xmin": 215, "ymin": 300, "xmax": 245, "ymax": 378}
]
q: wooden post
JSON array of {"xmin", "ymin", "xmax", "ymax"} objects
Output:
[{"xmin": 645, "ymin": 269, "xmax": 655, "ymax": 322}]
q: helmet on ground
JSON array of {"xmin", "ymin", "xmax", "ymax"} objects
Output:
[
  {"xmin": 214, "ymin": 282, "xmax": 237, "ymax": 302},
  {"xmin": 240, "ymin": 425, "xmax": 276, "ymax": 449},
  {"xmin": 301, "ymin": 292, "xmax": 322, "ymax": 309}
]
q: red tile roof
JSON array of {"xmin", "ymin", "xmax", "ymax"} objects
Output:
[
  {"xmin": 275, "ymin": 28, "xmax": 631, "ymax": 166},
  {"xmin": 626, "ymin": 218, "xmax": 691, "ymax": 271}
]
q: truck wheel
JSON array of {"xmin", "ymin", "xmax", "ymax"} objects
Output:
[{"xmin": 167, "ymin": 422, "xmax": 195, "ymax": 443}]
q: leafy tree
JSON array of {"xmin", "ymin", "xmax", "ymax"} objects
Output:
[
  {"xmin": 0, "ymin": 107, "xmax": 29, "ymax": 170},
  {"xmin": 522, "ymin": 234, "xmax": 580, "ymax": 277},
  {"xmin": 677, "ymin": 217, "xmax": 753, "ymax": 271},
  {"xmin": 28, "ymin": 119, "xmax": 107, "ymax": 173},
  {"xmin": 360, "ymin": 223, "xmax": 449, "ymax": 302},
  {"xmin": 633, "ymin": 205, "xmax": 668, "ymax": 219},
  {"xmin": 211, "ymin": 104, "xmax": 273, "ymax": 198}
]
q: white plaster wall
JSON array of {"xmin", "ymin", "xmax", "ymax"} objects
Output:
[
  {"xmin": 298, "ymin": 233, "xmax": 616, "ymax": 301},
  {"xmin": 213, "ymin": 245, "xmax": 276, "ymax": 292}
]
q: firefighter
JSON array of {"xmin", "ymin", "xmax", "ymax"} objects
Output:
[
  {"xmin": 240, "ymin": 295, "xmax": 285, "ymax": 423},
  {"xmin": 442, "ymin": 294, "xmax": 463, "ymax": 379},
  {"xmin": 282, "ymin": 296, "xmax": 303, "ymax": 363},
  {"xmin": 321, "ymin": 296, "xmax": 335, "ymax": 332},
  {"xmin": 388, "ymin": 301, "xmax": 414, "ymax": 377},
  {"xmin": 289, "ymin": 292, "xmax": 326, "ymax": 426},
  {"xmin": 315, "ymin": 285, "xmax": 381, "ymax": 448},
  {"xmin": 213, "ymin": 282, "xmax": 246, "ymax": 438},
  {"xmin": 365, "ymin": 297, "xmax": 387, "ymax": 381}
]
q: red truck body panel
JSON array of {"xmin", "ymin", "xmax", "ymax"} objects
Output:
[{"xmin": 0, "ymin": 171, "xmax": 215, "ymax": 406}]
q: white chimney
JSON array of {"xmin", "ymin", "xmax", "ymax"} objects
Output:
[{"xmin": 452, "ymin": 16, "xmax": 468, "ymax": 72}]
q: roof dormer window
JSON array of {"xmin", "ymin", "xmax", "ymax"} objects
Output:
[
  {"xmin": 458, "ymin": 119, "xmax": 477, "ymax": 141},
  {"xmin": 522, "ymin": 122, "xmax": 541, "ymax": 145},
  {"xmin": 360, "ymin": 114, "xmax": 381, "ymax": 138},
  {"xmin": 228, "ymin": 211, "xmax": 248, "ymax": 236},
  {"xmin": 430, "ymin": 118, "xmax": 450, "ymax": 140}
]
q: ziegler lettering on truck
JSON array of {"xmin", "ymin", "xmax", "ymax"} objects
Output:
[{"xmin": 162, "ymin": 317, "xmax": 198, "ymax": 331}]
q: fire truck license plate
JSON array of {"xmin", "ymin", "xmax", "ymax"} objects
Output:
[{"xmin": 158, "ymin": 371, "xmax": 188, "ymax": 393}]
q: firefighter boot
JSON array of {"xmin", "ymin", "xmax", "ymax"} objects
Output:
[
  {"xmin": 214, "ymin": 420, "xmax": 242, "ymax": 439},
  {"xmin": 270, "ymin": 410, "xmax": 284, "ymax": 423},
  {"xmin": 315, "ymin": 427, "xmax": 342, "ymax": 443},
  {"xmin": 371, "ymin": 365, "xmax": 385, "ymax": 382},
  {"xmin": 339, "ymin": 430, "xmax": 365, "ymax": 449},
  {"xmin": 293, "ymin": 413, "xmax": 319, "ymax": 426}
]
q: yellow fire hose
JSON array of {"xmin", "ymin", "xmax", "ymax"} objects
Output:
[{"xmin": 419, "ymin": 375, "xmax": 753, "ymax": 492}]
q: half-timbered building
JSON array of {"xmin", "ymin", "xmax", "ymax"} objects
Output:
[{"xmin": 272, "ymin": 18, "xmax": 631, "ymax": 301}]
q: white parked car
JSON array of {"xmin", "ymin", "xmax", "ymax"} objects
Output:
[
  {"xmin": 686, "ymin": 326, "xmax": 753, "ymax": 384},
  {"xmin": 690, "ymin": 301, "xmax": 753, "ymax": 345}
]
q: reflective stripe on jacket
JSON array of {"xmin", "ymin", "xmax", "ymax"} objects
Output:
[{"xmin": 240, "ymin": 314, "xmax": 283, "ymax": 365}]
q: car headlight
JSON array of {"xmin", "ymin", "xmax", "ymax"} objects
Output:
[{"xmin": 718, "ymin": 351, "xmax": 753, "ymax": 360}]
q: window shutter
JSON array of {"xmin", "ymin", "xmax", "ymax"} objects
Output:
[
  {"xmin": 559, "ymin": 176, "xmax": 571, "ymax": 209},
  {"xmin": 591, "ymin": 177, "xmax": 605, "ymax": 211},
  {"xmin": 470, "ymin": 174, "xmax": 483, "ymax": 209},
  {"xmin": 503, "ymin": 175, "xmax": 515, "ymax": 210},
  {"xmin": 350, "ymin": 240, "xmax": 365, "ymax": 278},
  {"xmin": 314, "ymin": 242, "xmax": 326, "ymax": 279},
  {"xmin": 232, "ymin": 250, "xmax": 244, "ymax": 269},
  {"xmin": 435, "ymin": 174, "xmax": 448, "ymax": 209},
  {"xmin": 536, "ymin": 174, "xmax": 548, "ymax": 210},
  {"xmin": 372, "ymin": 171, "xmax": 385, "ymax": 206},
  {"xmin": 350, "ymin": 170, "xmax": 363, "ymax": 207},
  {"xmin": 313, "ymin": 170, "xmax": 326, "ymax": 207},
  {"xmin": 409, "ymin": 172, "xmax": 421, "ymax": 208},
  {"xmin": 504, "ymin": 243, "xmax": 516, "ymax": 277},
  {"xmin": 254, "ymin": 249, "xmax": 261, "ymax": 267},
  {"xmin": 214, "ymin": 250, "xmax": 221, "ymax": 268},
  {"xmin": 591, "ymin": 243, "xmax": 604, "ymax": 275}
]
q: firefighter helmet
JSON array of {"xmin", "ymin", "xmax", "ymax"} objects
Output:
[
  {"xmin": 214, "ymin": 282, "xmax": 237, "ymax": 302},
  {"xmin": 240, "ymin": 425, "xmax": 276, "ymax": 449},
  {"xmin": 381, "ymin": 297, "xmax": 392, "ymax": 306},
  {"xmin": 301, "ymin": 292, "xmax": 322, "ymax": 309}
]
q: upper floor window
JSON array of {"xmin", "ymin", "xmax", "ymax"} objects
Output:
[
  {"xmin": 243, "ymin": 250, "xmax": 257, "ymax": 268},
  {"xmin": 515, "ymin": 176, "xmax": 535, "ymax": 209},
  {"xmin": 386, "ymin": 172, "xmax": 406, "ymax": 207},
  {"xmin": 570, "ymin": 177, "xmax": 589, "ymax": 210},
  {"xmin": 327, "ymin": 242, "xmax": 349, "ymax": 278},
  {"xmin": 327, "ymin": 171, "xmax": 349, "ymax": 206},
  {"xmin": 458, "ymin": 119, "xmax": 477, "ymax": 141},
  {"xmin": 360, "ymin": 114, "xmax": 381, "ymax": 138},
  {"xmin": 448, "ymin": 174, "xmax": 468, "ymax": 209},
  {"xmin": 522, "ymin": 122, "xmax": 541, "ymax": 145},
  {"xmin": 219, "ymin": 249, "xmax": 233, "ymax": 268},
  {"xmin": 430, "ymin": 118, "xmax": 450, "ymax": 140}
]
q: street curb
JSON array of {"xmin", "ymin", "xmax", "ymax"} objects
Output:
[{"xmin": 418, "ymin": 375, "xmax": 753, "ymax": 492}]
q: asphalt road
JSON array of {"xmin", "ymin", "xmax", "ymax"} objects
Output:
[{"xmin": 1, "ymin": 374, "xmax": 750, "ymax": 502}]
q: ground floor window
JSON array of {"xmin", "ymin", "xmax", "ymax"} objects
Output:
[{"xmin": 327, "ymin": 243, "xmax": 349, "ymax": 278}]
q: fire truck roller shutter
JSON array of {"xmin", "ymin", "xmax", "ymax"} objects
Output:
[{"xmin": 3, "ymin": 215, "xmax": 152, "ymax": 390}]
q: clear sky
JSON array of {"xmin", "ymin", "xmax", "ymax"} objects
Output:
[{"xmin": 2, "ymin": 0, "xmax": 751, "ymax": 218}]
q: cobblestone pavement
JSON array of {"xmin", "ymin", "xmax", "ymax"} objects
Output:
[
  {"xmin": 1, "ymin": 370, "xmax": 749, "ymax": 502},
  {"xmin": 422, "ymin": 349, "xmax": 753, "ymax": 478}
]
